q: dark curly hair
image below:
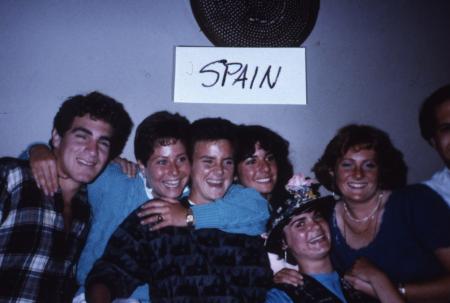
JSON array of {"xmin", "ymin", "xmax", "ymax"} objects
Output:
[
  {"xmin": 52, "ymin": 91, "xmax": 133, "ymax": 160},
  {"xmin": 235, "ymin": 124, "xmax": 293, "ymax": 209},
  {"xmin": 188, "ymin": 117, "xmax": 237, "ymax": 160},
  {"xmin": 312, "ymin": 124, "xmax": 407, "ymax": 193},
  {"xmin": 134, "ymin": 111, "xmax": 190, "ymax": 165},
  {"xmin": 419, "ymin": 84, "xmax": 450, "ymax": 145}
]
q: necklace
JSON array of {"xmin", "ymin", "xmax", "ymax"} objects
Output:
[
  {"xmin": 343, "ymin": 192, "xmax": 383, "ymax": 223},
  {"xmin": 342, "ymin": 204, "xmax": 381, "ymax": 248}
]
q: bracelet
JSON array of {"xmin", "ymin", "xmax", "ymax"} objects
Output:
[{"xmin": 398, "ymin": 282, "xmax": 407, "ymax": 299}]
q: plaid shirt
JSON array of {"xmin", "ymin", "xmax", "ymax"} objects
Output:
[{"xmin": 0, "ymin": 157, "xmax": 91, "ymax": 303}]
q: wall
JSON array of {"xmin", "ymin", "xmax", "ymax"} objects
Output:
[{"xmin": 1, "ymin": 0, "xmax": 449, "ymax": 183}]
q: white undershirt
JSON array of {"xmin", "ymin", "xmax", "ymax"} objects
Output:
[{"xmin": 424, "ymin": 167, "xmax": 450, "ymax": 208}]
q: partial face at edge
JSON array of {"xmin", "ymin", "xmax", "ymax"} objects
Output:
[
  {"xmin": 431, "ymin": 100, "xmax": 450, "ymax": 168},
  {"xmin": 237, "ymin": 143, "xmax": 278, "ymax": 197},
  {"xmin": 189, "ymin": 139, "xmax": 234, "ymax": 204},
  {"xmin": 139, "ymin": 140, "xmax": 190, "ymax": 199},
  {"xmin": 52, "ymin": 114, "xmax": 113, "ymax": 186}
]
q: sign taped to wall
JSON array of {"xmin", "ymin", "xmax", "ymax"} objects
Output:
[{"xmin": 174, "ymin": 47, "xmax": 306, "ymax": 105}]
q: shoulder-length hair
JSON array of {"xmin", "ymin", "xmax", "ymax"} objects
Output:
[
  {"xmin": 312, "ymin": 124, "xmax": 407, "ymax": 193},
  {"xmin": 235, "ymin": 124, "xmax": 293, "ymax": 209}
]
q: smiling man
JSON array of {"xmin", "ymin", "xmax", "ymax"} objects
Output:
[
  {"xmin": 420, "ymin": 84, "xmax": 450, "ymax": 207},
  {"xmin": 0, "ymin": 92, "xmax": 132, "ymax": 302}
]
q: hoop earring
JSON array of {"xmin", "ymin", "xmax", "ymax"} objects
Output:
[
  {"xmin": 284, "ymin": 249, "xmax": 287, "ymax": 262},
  {"xmin": 332, "ymin": 191, "xmax": 340, "ymax": 201}
]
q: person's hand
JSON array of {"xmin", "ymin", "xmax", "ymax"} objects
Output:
[
  {"xmin": 345, "ymin": 257, "xmax": 405, "ymax": 302},
  {"xmin": 137, "ymin": 198, "xmax": 187, "ymax": 230},
  {"xmin": 85, "ymin": 283, "xmax": 112, "ymax": 303},
  {"xmin": 112, "ymin": 157, "xmax": 138, "ymax": 177},
  {"xmin": 344, "ymin": 273, "xmax": 377, "ymax": 297},
  {"xmin": 29, "ymin": 144, "xmax": 58, "ymax": 196},
  {"xmin": 344, "ymin": 258, "xmax": 380, "ymax": 297},
  {"xmin": 346, "ymin": 257, "xmax": 381, "ymax": 281},
  {"xmin": 273, "ymin": 268, "xmax": 303, "ymax": 287}
]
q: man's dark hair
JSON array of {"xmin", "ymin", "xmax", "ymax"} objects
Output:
[
  {"xmin": 419, "ymin": 84, "xmax": 450, "ymax": 145},
  {"xmin": 52, "ymin": 91, "xmax": 133, "ymax": 160},
  {"xmin": 134, "ymin": 111, "xmax": 190, "ymax": 165},
  {"xmin": 312, "ymin": 124, "xmax": 407, "ymax": 193},
  {"xmin": 235, "ymin": 124, "xmax": 293, "ymax": 209},
  {"xmin": 188, "ymin": 117, "xmax": 237, "ymax": 160}
]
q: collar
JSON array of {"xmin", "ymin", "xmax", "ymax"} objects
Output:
[{"xmin": 138, "ymin": 171, "xmax": 154, "ymax": 199}]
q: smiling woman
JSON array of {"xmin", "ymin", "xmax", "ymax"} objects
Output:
[
  {"xmin": 235, "ymin": 124, "xmax": 293, "ymax": 209},
  {"xmin": 138, "ymin": 140, "xmax": 190, "ymax": 199},
  {"xmin": 189, "ymin": 139, "xmax": 235, "ymax": 204},
  {"xmin": 265, "ymin": 176, "xmax": 401, "ymax": 303},
  {"xmin": 312, "ymin": 124, "xmax": 450, "ymax": 302}
]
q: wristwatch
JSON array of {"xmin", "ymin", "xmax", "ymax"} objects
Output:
[{"xmin": 186, "ymin": 208, "xmax": 195, "ymax": 227}]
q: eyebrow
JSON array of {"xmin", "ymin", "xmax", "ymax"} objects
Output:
[
  {"xmin": 288, "ymin": 217, "xmax": 306, "ymax": 226},
  {"xmin": 71, "ymin": 127, "xmax": 112, "ymax": 142},
  {"xmin": 151, "ymin": 153, "xmax": 189, "ymax": 161}
]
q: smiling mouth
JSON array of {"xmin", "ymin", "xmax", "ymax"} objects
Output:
[
  {"xmin": 206, "ymin": 179, "xmax": 224, "ymax": 186},
  {"xmin": 347, "ymin": 182, "xmax": 368, "ymax": 189},
  {"xmin": 163, "ymin": 179, "xmax": 182, "ymax": 188},
  {"xmin": 77, "ymin": 158, "xmax": 97, "ymax": 167},
  {"xmin": 309, "ymin": 234, "xmax": 326, "ymax": 244},
  {"xmin": 255, "ymin": 177, "xmax": 272, "ymax": 184}
]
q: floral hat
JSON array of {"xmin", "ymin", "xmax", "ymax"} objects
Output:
[{"xmin": 265, "ymin": 174, "xmax": 334, "ymax": 253}]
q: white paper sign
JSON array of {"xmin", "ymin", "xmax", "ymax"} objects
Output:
[{"xmin": 174, "ymin": 47, "xmax": 306, "ymax": 105}]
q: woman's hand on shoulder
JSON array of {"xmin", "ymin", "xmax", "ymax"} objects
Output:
[
  {"xmin": 112, "ymin": 157, "xmax": 138, "ymax": 177},
  {"xmin": 137, "ymin": 198, "xmax": 187, "ymax": 230}
]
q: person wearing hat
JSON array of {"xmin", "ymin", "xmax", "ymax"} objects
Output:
[{"xmin": 265, "ymin": 174, "xmax": 404, "ymax": 303}]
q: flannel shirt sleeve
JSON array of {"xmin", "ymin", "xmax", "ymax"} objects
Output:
[
  {"xmin": 85, "ymin": 209, "xmax": 151, "ymax": 299},
  {"xmin": 0, "ymin": 159, "xmax": 20, "ymax": 222}
]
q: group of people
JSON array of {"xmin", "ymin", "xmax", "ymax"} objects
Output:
[{"xmin": 0, "ymin": 84, "xmax": 449, "ymax": 303}]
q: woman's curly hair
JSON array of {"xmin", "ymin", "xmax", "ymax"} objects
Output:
[
  {"xmin": 312, "ymin": 124, "xmax": 407, "ymax": 193},
  {"xmin": 235, "ymin": 124, "xmax": 293, "ymax": 209}
]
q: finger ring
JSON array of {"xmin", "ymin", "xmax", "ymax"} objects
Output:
[{"xmin": 157, "ymin": 214, "xmax": 164, "ymax": 222}]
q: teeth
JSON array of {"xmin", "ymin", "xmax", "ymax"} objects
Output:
[
  {"xmin": 78, "ymin": 158, "xmax": 96, "ymax": 166},
  {"xmin": 256, "ymin": 178, "xmax": 271, "ymax": 183},
  {"xmin": 309, "ymin": 234, "xmax": 325, "ymax": 243},
  {"xmin": 207, "ymin": 179, "xmax": 223, "ymax": 185},
  {"xmin": 348, "ymin": 182, "xmax": 366, "ymax": 188},
  {"xmin": 164, "ymin": 180, "xmax": 180, "ymax": 187}
]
